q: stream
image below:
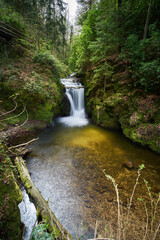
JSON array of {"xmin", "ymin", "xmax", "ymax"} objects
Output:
[{"xmin": 20, "ymin": 76, "xmax": 160, "ymax": 239}]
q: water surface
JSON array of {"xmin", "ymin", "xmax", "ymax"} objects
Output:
[{"xmin": 26, "ymin": 123, "xmax": 160, "ymax": 239}]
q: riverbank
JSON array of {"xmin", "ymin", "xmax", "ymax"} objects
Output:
[
  {"xmin": 84, "ymin": 55, "xmax": 160, "ymax": 154},
  {"xmin": 0, "ymin": 36, "xmax": 68, "ymax": 239}
]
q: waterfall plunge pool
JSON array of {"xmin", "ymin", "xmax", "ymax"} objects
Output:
[
  {"xmin": 23, "ymin": 77, "xmax": 160, "ymax": 239},
  {"xmin": 26, "ymin": 124, "xmax": 160, "ymax": 239}
]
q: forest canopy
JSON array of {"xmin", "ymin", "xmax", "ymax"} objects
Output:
[{"xmin": 69, "ymin": 0, "xmax": 160, "ymax": 92}]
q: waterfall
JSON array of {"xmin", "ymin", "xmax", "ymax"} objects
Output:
[{"xmin": 58, "ymin": 77, "xmax": 88, "ymax": 127}]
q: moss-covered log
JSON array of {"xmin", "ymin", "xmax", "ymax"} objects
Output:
[{"xmin": 15, "ymin": 157, "xmax": 72, "ymax": 240}]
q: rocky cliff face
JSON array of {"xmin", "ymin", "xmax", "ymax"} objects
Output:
[{"xmin": 84, "ymin": 56, "xmax": 160, "ymax": 153}]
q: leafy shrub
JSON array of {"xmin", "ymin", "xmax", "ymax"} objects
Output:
[
  {"xmin": 33, "ymin": 51, "xmax": 68, "ymax": 79},
  {"xmin": 1, "ymin": 7, "xmax": 26, "ymax": 33},
  {"xmin": 122, "ymin": 25, "xmax": 160, "ymax": 92},
  {"xmin": 30, "ymin": 222, "xmax": 53, "ymax": 240}
]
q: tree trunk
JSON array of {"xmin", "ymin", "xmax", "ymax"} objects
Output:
[
  {"xmin": 143, "ymin": 0, "xmax": 152, "ymax": 40},
  {"xmin": 15, "ymin": 157, "xmax": 72, "ymax": 240},
  {"xmin": 35, "ymin": 0, "xmax": 40, "ymax": 51},
  {"xmin": 118, "ymin": 0, "xmax": 122, "ymax": 7}
]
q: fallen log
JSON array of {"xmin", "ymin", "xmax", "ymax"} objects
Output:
[
  {"xmin": 15, "ymin": 157, "xmax": 72, "ymax": 240},
  {"xmin": 8, "ymin": 147, "xmax": 32, "ymax": 159}
]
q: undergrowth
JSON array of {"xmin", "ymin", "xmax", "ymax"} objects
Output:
[
  {"xmin": 103, "ymin": 165, "xmax": 160, "ymax": 240},
  {"xmin": 30, "ymin": 222, "xmax": 53, "ymax": 240}
]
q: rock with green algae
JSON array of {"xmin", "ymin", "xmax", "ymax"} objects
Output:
[
  {"xmin": 92, "ymin": 104, "xmax": 120, "ymax": 129},
  {"xmin": 0, "ymin": 154, "xmax": 23, "ymax": 240},
  {"xmin": 122, "ymin": 124, "xmax": 160, "ymax": 153}
]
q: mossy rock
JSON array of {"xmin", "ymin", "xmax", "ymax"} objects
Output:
[
  {"xmin": 92, "ymin": 105, "xmax": 119, "ymax": 129},
  {"xmin": 104, "ymin": 93, "xmax": 124, "ymax": 108},
  {"xmin": 129, "ymin": 112, "xmax": 143, "ymax": 127},
  {"xmin": 123, "ymin": 124, "xmax": 160, "ymax": 153}
]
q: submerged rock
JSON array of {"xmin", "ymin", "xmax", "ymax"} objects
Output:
[{"xmin": 122, "ymin": 161, "xmax": 134, "ymax": 170}]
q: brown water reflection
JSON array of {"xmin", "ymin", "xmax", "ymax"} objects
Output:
[{"xmin": 26, "ymin": 124, "xmax": 160, "ymax": 239}]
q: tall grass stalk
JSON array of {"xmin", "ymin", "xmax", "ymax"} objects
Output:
[
  {"xmin": 143, "ymin": 201, "xmax": 149, "ymax": 240},
  {"xmin": 144, "ymin": 180, "xmax": 160, "ymax": 239},
  {"xmin": 103, "ymin": 165, "xmax": 145, "ymax": 240},
  {"xmin": 144, "ymin": 179, "xmax": 154, "ymax": 235},
  {"xmin": 152, "ymin": 193, "xmax": 160, "ymax": 240},
  {"xmin": 103, "ymin": 165, "xmax": 160, "ymax": 240},
  {"xmin": 152, "ymin": 222, "xmax": 160, "ymax": 240},
  {"xmin": 124, "ymin": 164, "xmax": 145, "ymax": 240},
  {"xmin": 103, "ymin": 170, "xmax": 121, "ymax": 240}
]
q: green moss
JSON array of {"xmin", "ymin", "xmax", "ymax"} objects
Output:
[
  {"xmin": 100, "ymin": 109, "xmax": 119, "ymax": 129},
  {"xmin": 92, "ymin": 105, "xmax": 101, "ymax": 124},
  {"xmin": 129, "ymin": 112, "xmax": 143, "ymax": 126},
  {"xmin": 24, "ymin": 179, "xmax": 32, "ymax": 189},
  {"xmin": 92, "ymin": 105, "xmax": 119, "ymax": 129},
  {"xmin": 105, "ymin": 93, "xmax": 123, "ymax": 107},
  {"xmin": 130, "ymin": 129, "xmax": 138, "ymax": 141},
  {"xmin": 0, "ymin": 153, "xmax": 23, "ymax": 240}
]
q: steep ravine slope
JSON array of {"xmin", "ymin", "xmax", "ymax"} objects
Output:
[
  {"xmin": 0, "ymin": 43, "xmax": 67, "ymax": 239},
  {"xmin": 84, "ymin": 55, "xmax": 160, "ymax": 153}
]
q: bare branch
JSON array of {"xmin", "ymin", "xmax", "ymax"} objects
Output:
[
  {"xmin": 0, "ymin": 98, "xmax": 17, "ymax": 117},
  {"xmin": 18, "ymin": 107, "xmax": 29, "ymax": 127},
  {"xmin": 0, "ymin": 108, "xmax": 25, "ymax": 121},
  {"xmin": 8, "ymin": 138, "xmax": 39, "ymax": 149}
]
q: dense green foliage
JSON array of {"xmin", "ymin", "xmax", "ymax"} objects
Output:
[
  {"xmin": 31, "ymin": 222, "xmax": 53, "ymax": 240},
  {"xmin": 0, "ymin": 0, "xmax": 71, "ymax": 127},
  {"xmin": 33, "ymin": 51, "xmax": 68, "ymax": 79},
  {"xmin": 122, "ymin": 26, "xmax": 160, "ymax": 91},
  {"xmin": 70, "ymin": 0, "xmax": 160, "ymax": 92},
  {"xmin": 0, "ymin": 54, "xmax": 65, "ymax": 126},
  {"xmin": 0, "ymin": 0, "xmax": 73, "ymax": 59}
]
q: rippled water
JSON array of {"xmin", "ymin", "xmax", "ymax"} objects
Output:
[
  {"xmin": 18, "ymin": 187, "xmax": 37, "ymax": 240},
  {"xmin": 26, "ymin": 123, "xmax": 160, "ymax": 239}
]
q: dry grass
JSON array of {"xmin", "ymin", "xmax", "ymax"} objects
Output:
[{"xmin": 101, "ymin": 165, "xmax": 160, "ymax": 240}]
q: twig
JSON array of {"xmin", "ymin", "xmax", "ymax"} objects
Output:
[
  {"xmin": 0, "ymin": 108, "xmax": 25, "ymax": 121},
  {"xmin": 152, "ymin": 222, "xmax": 160, "ymax": 240},
  {"xmin": 8, "ymin": 138, "xmax": 39, "ymax": 149},
  {"xmin": 143, "ymin": 201, "xmax": 149, "ymax": 240},
  {"xmin": 18, "ymin": 107, "xmax": 29, "ymax": 127},
  {"xmin": 124, "ymin": 164, "xmax": 145, "ymax": 240},
  {"xmin": 144, "ymin": 179, "xmax": 154, "ymax": 234},
  {"xmin": 153, "ymin": 193, "xmax": 160, "ymax": 226},
  {"xmin": 0, "ymin": 98, "xmax": 17, "ymax": 117},
  {"xmin": 94, "ymin": 220, "xmax": 98, "ymax": 239}
]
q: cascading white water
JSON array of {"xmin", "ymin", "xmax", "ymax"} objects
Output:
[{"xmin": 58, "ymin": 77, "xmax": 88, "ymax": 127}]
